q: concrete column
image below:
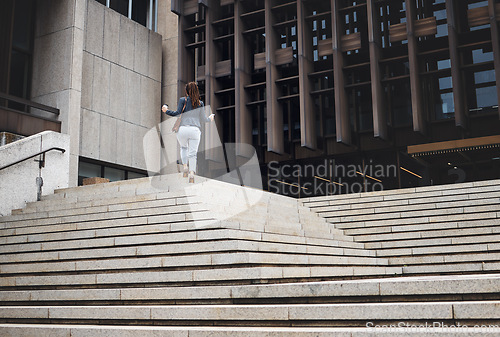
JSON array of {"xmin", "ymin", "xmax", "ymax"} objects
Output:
[
  {"xmin": 297, "ymin": 0, "xmax": 317, "ymax": 150},
  {"xmin": 31, "ymin": 0, "xmax": 86, "ymax": 187},
  {"xmin": 446, "ymin": 0, "xmax": 467, "ymax": 128},
  {"xmin": 331, "ymin": 0, "xmax": 351, "ymax": 145},
  {"xmin": 406, "ymin": 0, "xmax": 426, "ymax": 134},
  {"xmin": 265, "ymin": 0, "xmax": 284, "ymax": 154},
  {"xmin": 367, "ymin": 0, "xmax": 388, "ymax": 140},
  {"xmin": 234, "ymin": 0, "xmax": 253, "ymax": 157},
  {"xmin": 488, "ymin": 0, "xmax": 500, "ymax": 119},
  {"xmin": 158, "ymin": 0, "xmax": 180, "ymax": 174}
]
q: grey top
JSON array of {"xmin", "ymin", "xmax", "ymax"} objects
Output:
[{"xmin": 165, "ymin": 97, "xmax": 210, "ymax": 129}]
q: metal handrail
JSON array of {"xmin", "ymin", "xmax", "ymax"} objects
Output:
[
  {"xmin": 0, "ymin": 147, "xmax": 66, "ymax": 171},
  {"xmin": 0, "ymin": 92, "xmax": 60, "ymax": 115}
]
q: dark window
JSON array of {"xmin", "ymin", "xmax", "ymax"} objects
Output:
[
  {"xmin": 109, "ymin": 0, "xmax": 128, "ymax": 17},
  {"xmin": 78, "ymin": 159, "xmax": 147, "ymax": 186},
  {"xmin": 2, "ymin": 0, "xmax": 35, "ymax": 112},
  {"xmin": 94, "ymin": 0, "xmax": 156, "ymax": 30},
  {"xmin": 132, "ymin": 0, "xmax": 148, "ymax": 26},
  {"xmin": 386, "ymin": 80, "xmax": 412, "ymax": 127}
]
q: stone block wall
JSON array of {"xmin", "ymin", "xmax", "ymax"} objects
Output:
[
  {"xmin": 29, "ymin": 0, "xmax": 175, "ymax": 186},
  {"xmin": 158, "ymin": 0, "xmax": 180, "ymax": 174},
  {"xmin": 31, "ymin": 0, "xmax": 86, "ymax": 187},
  {"xmin": 80, "ymin": 0, "xmax": 162, "ymax": 171}
]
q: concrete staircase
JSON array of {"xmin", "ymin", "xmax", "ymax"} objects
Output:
[
  {"xmin": 303, "ymin": 179, "xmax": 500, "ymax": 275},
  {"xmin": 0, "ymin": 175, "xmax": 499, "ymax": 336}
]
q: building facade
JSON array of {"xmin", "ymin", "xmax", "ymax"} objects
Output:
[
  {"xmin": 2, "ymin": 0, "xmax": 499, "ymax": 197},
  {"xmin": 0, "ymin": 0, "xmax": 179, "ymax": 186},
  {"xmin": 172, "ymin": 0, "xmax": 500, "ymax": 197}
]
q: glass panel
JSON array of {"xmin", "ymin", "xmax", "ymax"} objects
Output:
[
  {"xmin": 436, "ymin": 24, "xmax": 447, "ymax": 38},
  {"xmin": 104, "ymin": 166, "xmax": 126, "ymax": 182},
  {"xmin": 354, "ymin": 86, "xmax": 373, "ymax": 131},
  {"xmin": 12, "ymin": 0, "xmax": 33, "ymax": 51},
  {"xmin": 127, "ymin": 171, "xmax": 147, "ymax": 180},
  {"xmin": 290, "ymin": 99, "xmax": 300, "ymax": 141},
  {"xmin": 438, "ymin": 76, "xmax": 452, "ymax": 90},
  {"xmin": 436, "ymin": 92, "xmax": 454, "ymax": 119},
  {"xmin": 323, "ymin": 95, "xmax": 335, "ymax": 136},
  {"xmin": 9, "ymin": 51, "xmax": 29, "ymax": 99},
  {"xmin": 252, "ymin": 107, "xmax": 259, "ymax": 146},
  {"xmin": 437, "ymin": 59, "xmax": 451, "ymax": 70},
  {"xmin": 474, "ymin": 70, "xmax": 496, "ymax": 84},
  {"xmin": 476, "ymin": 86, "xmax": 498, "ymax": 108},
  {"xmin": 109, "ymin": 0, "xmax": 128, "ymax": 17},
  {"xmin": 468, "ymin": 1, "xmax": 488, "ymax": 9},
  {"xmin": 472, "ymin": 49, "xmax": 494, "ymax": 63},
  {"xmin": 389, "ymin": 80, "xmax": 412, "ymax": 127},
  {"xmin": 132, "ymin": 0, "xmax": 148, "ymax": 26},
  {"xmin": 79, "ymin": 162, "xmax": 101, "ymax": 178}
]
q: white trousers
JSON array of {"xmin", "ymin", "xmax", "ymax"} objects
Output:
[{"xmin": 176, "ymin": 125, "xmax": 201, "ymax": 173}]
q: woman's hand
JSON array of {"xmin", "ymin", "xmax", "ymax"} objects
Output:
[
  {"xmin": 161, "ymin": 105, "xmax": 168, "ymax": 113},
  {"xmin": 209, "ymin": 114, "xmax": 215, "ymax": 121}
]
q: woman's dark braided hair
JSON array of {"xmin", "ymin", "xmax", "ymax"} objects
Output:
[{"xmin": 185, "ymin": 82, "xmax": 201, "ymax": 108}]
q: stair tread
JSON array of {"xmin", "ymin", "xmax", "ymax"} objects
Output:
[
  {"xmin": 1, "ymin": 274, "xmax": 498, "ymax": 302},
  {"xmin": 0, "ymin": 300, "xmax": 498, "ymax": 321},
  {"xmin": 0, "ymin": 324, "xmax": 497, "ymax": 337}
]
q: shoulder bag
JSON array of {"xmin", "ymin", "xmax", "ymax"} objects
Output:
[{"xmin": 172, "ymin": 97, "xmax": 187, "ymax": 133}]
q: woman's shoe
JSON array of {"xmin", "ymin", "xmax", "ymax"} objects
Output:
[
  {"xmin": 182, "ymin": 164, "xmax": 189, "ymax": 178},
  {"xmin": 188, "ymin": 171, "xmax": 195, "ymax": 183}
]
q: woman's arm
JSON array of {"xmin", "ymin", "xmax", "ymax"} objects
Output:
[
  {"xmin": 199, "ymin": 102, "xmax": 215, "ymax": 122},
  {"xmin": 164, "ymin": 97, "xmax": 186, "ymax": 117}
]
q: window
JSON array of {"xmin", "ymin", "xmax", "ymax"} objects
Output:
[
  {"xmin": 94, "ymin": 0, "xmax": 157, "ymax": 31},
  {"xmin": 462, "ymin": 45, "xmax": 498, "ymax": 115},
  {"xmin": 421, "ymin": 52, "xmax": 454, "ymax": 121},
  {"xmin": 0, "ymin": 0, "xmax": 35, "ymax": 111},
  {"xmin": 78, "ymin": 158, "xmax": 148, "ymax": 185}
]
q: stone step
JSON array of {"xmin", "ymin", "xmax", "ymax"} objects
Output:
[
  {"xmin": 399, "ymin": 262, "xmax": 500, "ymax": 275},
  {"xmin": 0, "ymin": 301, "xmax": 497, "ymax": 324},
  {"xmin": 0, "ymin": 218, "xmax": 356, "ymax": 249},
  {"xmin": 305, "ymin": 190, "xmax": 500, "ymax": 213},
  {"xmin": 351, "ymin": 221, "xmax": 500, "ymax": 242},
  {"xmin": 1, "ymin": 274, "xmax": 498, "ymax": 303},
  {"xmin": 40, "ymin": 174, "xmax": 263, "ymax": 204},
  {"xmin": 0, "ymin": 265, "xmax": 403, "ymax": 288},
  {"xmin": 333, "ymin": 211, "xmax": 500, "ymax": 230},
  {"xmin": 364, "ymin": 233, "xmax": 500, "ymax": 250},
  {"xmin": 389, "ymin": 252, "xmax": 500, "ymax": 266},
  {"xmin": 323, "ymin": 206, "xmax": 500, "ymax": 224},
  {"xmin": 0, "ymin": 238, "xmax": 376, "ymax": 265},
  {"xmin": 302, "ymin": 179, "xmax": 500, "ymax": 204},
  {"xmin": 0, "ymin": 204, "xmax": 210, "ymax": 230},
  {"xmin": 345, "ymin": 218, "xmax": 500, "ymax": 236},
  {"xmin": 4, "ymin": 191, "xmax": 191, "ymax": 221},
  {"xmin": 0, "ymin": 252, "xmax": 387, "ymax": 276},
  {"xmin": 1, "ymin": 211, "xmax": 351, "ymax": 246},
  {"xmin": 314, "ymin": 196, "xmax": 500, "ymax": 218},
  {"xmin": 1, "ymin": 184, "xmax": 349, "ymax": 246},
  {"xmin": 375, "ymin": 241, "xmax": 500, "ymax": 257},
  {"xmin": 0, "ymin": 221, "xmax": 365, "ymax": 256},
  {"xmin": 1, "ymin": 324, "xmax": 497, "ymax": 337}
]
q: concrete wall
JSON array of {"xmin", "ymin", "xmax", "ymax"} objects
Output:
[
  {"xmin": 29, "ymin": 0, "xmax": 176, "ymax": 185},
  {"xmin": 158, "ymin": 0, "xmax": 180, "ymax": 174},
  {"xmin": 80, "ymin": 0, "xmax": 163, "ymax": 172},
  {"xmin": 31, "ymin": 0, "xmax": 86, "ymax": 187},
  {"xmin": 0, "ymin": 131, "xmax": 70, "ymax": 216}
]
